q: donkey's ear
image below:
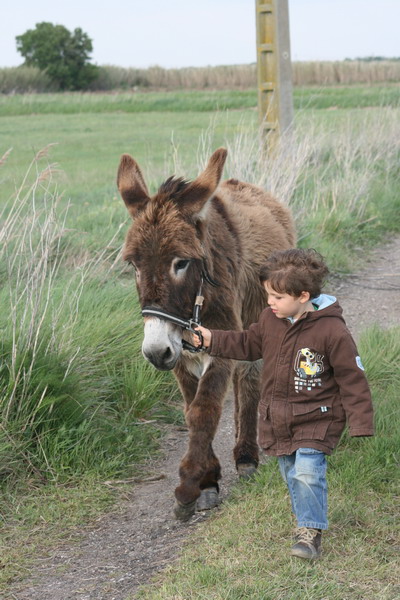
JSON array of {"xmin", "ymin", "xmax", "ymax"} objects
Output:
[
  {"xmin": 180, "ymin": 148, "xmax": 227, "ymax": 219},
  {"xmin": 117, "ymin": 154, "xmax": 150, "ymax": 217}
]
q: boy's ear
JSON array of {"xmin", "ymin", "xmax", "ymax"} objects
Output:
[{"xmin": 300, "ymin": 291, "xmax": 311, "ymax": 303}]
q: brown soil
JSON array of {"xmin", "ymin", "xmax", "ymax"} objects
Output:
[{"xmin": 6, "ymin": 235, "xmax": 400, "ymax": 600}]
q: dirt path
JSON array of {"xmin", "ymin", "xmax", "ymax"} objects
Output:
[{"xmin": 7, "ymin": 236, "xmax": 400, "ymax": 600}]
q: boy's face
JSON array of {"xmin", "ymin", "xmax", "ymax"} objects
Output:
[{"xmin": 263, "ymin": 282, "xmax": 311, "ymax": 320}]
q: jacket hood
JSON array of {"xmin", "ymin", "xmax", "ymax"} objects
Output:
[
  {"xmin": 286, "ymin": 294, "xmax": 343, "ymax": 325},
  {"xmin": 308, "ymin": 294, "xmax": 344, "ymax": 322},
  {"xmin": 312, "ymin": 294, "xmax": 337, "ymax": 310}
]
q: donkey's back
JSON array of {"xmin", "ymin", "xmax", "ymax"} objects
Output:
[
  {"xmin": 214, "ymin": 178, "xmax": 295, "ymax": 327},
  {"xmin": 220, "ymin": 178, "xmax": 295, "ymax": 248}
]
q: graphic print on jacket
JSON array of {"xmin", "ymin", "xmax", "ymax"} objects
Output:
[{"xmin": 294, "ymin": 347, "xmax": 324, "ymax": 393}]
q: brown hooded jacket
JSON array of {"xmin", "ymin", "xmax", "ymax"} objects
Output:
[{"xmin": 209, "ymin": 295, "xmax": 374, "ymax": 456}]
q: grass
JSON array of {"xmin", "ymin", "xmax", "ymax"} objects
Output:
[
  {"xmin": 0, "ymin": 84, "xmax": 399, "ymax": 117},
  {"xmin": 0, "ymin": 476, "xmax": 125, "ymax": 585},
  {"xmin": 0, "ymin": 153, "xmax": 180, "ymax": 482},
  {"xmin": 0, "ymin": 86, "xmax": 399, "ymax": 591},
  {"xmin": 2, "ymin": 102, "xmax": 399, "ymax": 268},
  {"xmin": 0, "ymin": 156, "xmax": 180, "ymax": 589},
  {"xmin": 293, "ymin": 108, "xmax": 400, "ymax": 261},
  {"xmin": 220, "ymin": 105, "xmax": 400, "ymax": 269},
  {"xmin": 294, "ymin": 83, "xmax": 400, "ymax": 109},
  {"xmin": 0, "ymin": 90, "xmax": 258, "ymax": 115},
  {"xmin": 135, "ymin": 326, "xmax": 400, "ymax": 600}
]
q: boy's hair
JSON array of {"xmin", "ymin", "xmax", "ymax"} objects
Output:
[{"xmin": 259, "ymin": 248, "xmax": 329, "ymax": 298}]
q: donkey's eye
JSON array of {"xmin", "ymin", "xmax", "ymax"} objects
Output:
[
  {"xmin": 175, "ymin": 259, "xmax": 190, "ymax": 273},
  {"xmin": 171, "ymin": 257, "xmax": 191, "ymax": 279}
]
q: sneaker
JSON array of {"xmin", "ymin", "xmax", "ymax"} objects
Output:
[{"xmin": 291, "ymin": 527, "xmax": 322, "ymax": 560}]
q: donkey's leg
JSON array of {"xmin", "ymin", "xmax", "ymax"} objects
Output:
[
  {"xmin": 173, "ymin": 359, "xmax": 232, "ymax": 521},
  {"xmin": 177, "ymin": 367, "xmax": 221, "ymax": 493},
  {"xmin": 177, "ymin": 368, "xmax": 221, "ymax": 514},
  {"xmin": 232, "ymin": 361, "xmax": 261, "ymax": 478}
]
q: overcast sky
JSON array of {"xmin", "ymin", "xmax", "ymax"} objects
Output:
[{"xmin": 1, "ymin": 0, "xmax": 399, "ymax": 69}]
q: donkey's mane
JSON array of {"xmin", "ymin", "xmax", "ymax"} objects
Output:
[{"xmin": 158, "ymin": 176, "xmax": 190, "ymax": 198}]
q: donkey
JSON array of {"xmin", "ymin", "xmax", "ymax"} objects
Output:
[{"xmin": 117, "ymin": 148, "xmax": 295, "ymax": 521}]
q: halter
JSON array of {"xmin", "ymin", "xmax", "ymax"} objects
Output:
[{"xmin": 141, "ymin": 263, "xmax": 219, "ymax": 353}]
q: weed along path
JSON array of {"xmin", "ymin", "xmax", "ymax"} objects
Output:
[{"xmin": 8, "ymin": 236, "xmax": 400, "ymax": 600}]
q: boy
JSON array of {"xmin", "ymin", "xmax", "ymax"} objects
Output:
[{"xmin": 192, "ymin": 248, "xmax": 374, "ymax": 560}]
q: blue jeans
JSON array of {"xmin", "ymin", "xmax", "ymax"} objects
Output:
[{"xmin": 278, "ymin": 448, "xmax": 328, "ymax": 530}]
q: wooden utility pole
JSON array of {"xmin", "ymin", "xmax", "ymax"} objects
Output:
[{"xmin": 255, "ymin": 0, "xmax": 294, "ymax": 149}]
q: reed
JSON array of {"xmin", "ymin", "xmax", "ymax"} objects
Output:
[
  {"xmin": 87, "ymin": 60, "xmax": 400, "ymax": 90},
  {"xmin": 1, "ymin": 60, "xmax": 399, "ymax": 94},
  {"xmin": 0, "ymin": 66, "xmax": 55, "ymax": 93}
]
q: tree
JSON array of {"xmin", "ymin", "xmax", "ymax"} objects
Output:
[{"xmin": 16, "ymin": 22, "xmax": 99, "ymax": 90}]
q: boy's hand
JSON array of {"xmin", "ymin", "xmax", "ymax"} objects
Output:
[{"xmin": 192, "ymin": 325, "xmax": 212, "ymax": 348}]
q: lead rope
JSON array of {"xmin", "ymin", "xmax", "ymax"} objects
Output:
[{"xmin": 182, "ymin": 278, "xmax": 206, "ymax": 353}]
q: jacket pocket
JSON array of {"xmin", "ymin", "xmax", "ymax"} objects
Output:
[{"xmin": 291, "ymin": 400, "xmax": 333, "ymax": 442}]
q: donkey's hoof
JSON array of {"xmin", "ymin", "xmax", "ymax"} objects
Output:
[
  {"xmin": 174, "ymin": 500, "xmax": 197, "ymax": 522},
  {"xmin": 196, "ymin": 488, "xmax": 220, "ymax": 511},
  {"xmin": 237, "ymin": 463, "xmax": 257, "ymax": 479}
]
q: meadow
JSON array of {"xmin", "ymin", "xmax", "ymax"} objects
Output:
[{"xmin": 0, "ymin": 84, "xmax": 399, "ymax": 591}]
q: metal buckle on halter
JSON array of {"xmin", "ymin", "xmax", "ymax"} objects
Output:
[
  {"xmin": 141, "ymin": 309, "xmax": 205, "ymax": 352},
  {"xmin": 183, "ymin": 321, "xmax": 205, "ymax": 353}
]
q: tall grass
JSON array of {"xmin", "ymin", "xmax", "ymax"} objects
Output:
[
  {"xmin": 0, "ymin": 148, "xmax": 179, "ymax": 487},
  {"xmin": 0, "ymin": 147, "xmax": 180, "ymax": 587},
  {"xmin": 90, "ymin": 63, "xmax": 258, "ymax": 91},
  {"xmin": 0, "ymin": 66, "xmax": 55, "ymax": 94},
  {"xmin": 219, "ymin": 107, "xmax": 400, "ymax": 269},
  {"xmin": 292, "ymin": 59, "xmax": 400, "ymax": 85},
  {"xmin": 86, "ymin": 60, "xmax": 400, "ymax": 90}
]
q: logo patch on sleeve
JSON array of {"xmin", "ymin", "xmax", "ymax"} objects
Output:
[{"xmin": 356, "ymin": 356, "xmax": 365, "ymax": 371}]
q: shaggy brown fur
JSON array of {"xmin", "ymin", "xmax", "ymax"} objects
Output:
[{"xmin": 117, "ymin": 148, "xmax": 295, "ymax": 519}]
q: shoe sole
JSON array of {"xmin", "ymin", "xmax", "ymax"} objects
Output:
[{"xmin": 291, "ymin": 547, "xmax": 321, "ymax": 560}]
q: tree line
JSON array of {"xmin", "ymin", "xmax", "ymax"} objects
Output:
[{"xmin": 15, "ymin": 22, "xmax": 98, "ymax": 90}]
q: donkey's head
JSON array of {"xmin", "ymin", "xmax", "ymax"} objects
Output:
[{"xmin": 117, "ymin": 148, "xmax": 227, "ymax": 370}]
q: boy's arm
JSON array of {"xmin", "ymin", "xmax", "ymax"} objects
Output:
[
  {"xmin": 329, "ymin": 330, "xmax": 374, "ymax": 437},
  {"xmin": 193, "ymin": 320, "xmax": 263, "ymax": 362}
]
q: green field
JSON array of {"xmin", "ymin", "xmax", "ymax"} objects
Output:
[
  {"xmin": 0, "ymin": 86, "xmax": 400, "ymax": 591},
  {"xmin": 0, "ymin": 83, "xmax": 399, "ymax": 116}
]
